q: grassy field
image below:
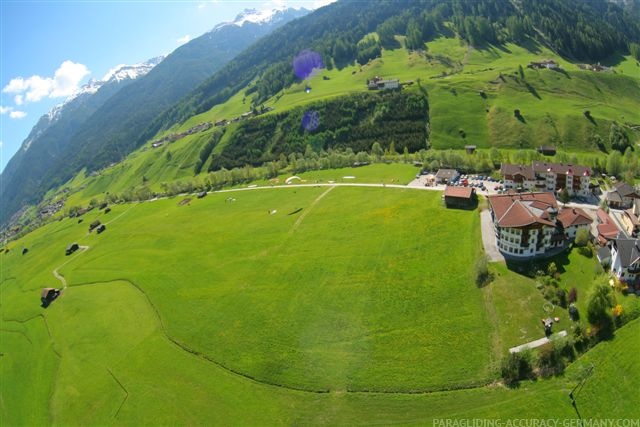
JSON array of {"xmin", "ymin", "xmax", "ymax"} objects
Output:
[{"xmin": 2, "ymin": 185, "xmax": 639, "ymax": 424}]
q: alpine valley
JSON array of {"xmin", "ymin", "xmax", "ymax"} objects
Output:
[{"xmin": 1, "ymin": 0, "xmax": 640, "ymax": 424}]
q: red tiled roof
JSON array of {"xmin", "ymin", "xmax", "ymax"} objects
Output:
[
  {"xmin": 596, "ymin": 209, "xmax": 613, "ymax": 224},
  {"xmin": 558, "ymin": 207, "xmax": 592, "ymax": 227},
  {"xmin": 597, "ymin": 223, "xmax": 619, "ymax": 239},
  {"xmin": 444, "ymin": 186, "xmax": 474, "ymax": 199},
  {"xmin": 488, "ymin": 192, "xmax": 558, "ymax": 228},
  {"xmin": 532, "ymin": 161, "xmax": 591, "ymax": 176},
  {"xmin": 500, "ymin": 164, "xmax": 535, "ymax": 180},
  {"xmin": 624, "ymin": 209, "xmax": 640, "ymax": 226}
]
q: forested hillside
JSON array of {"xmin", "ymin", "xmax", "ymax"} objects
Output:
[{"xmin": 151, "ymin": 0, "xmax": 640, "ymax": 138}]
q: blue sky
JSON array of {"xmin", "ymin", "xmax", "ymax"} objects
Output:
[{"xmin": 0, "ymin": 0, "xmax": 332, "ymax": 172}]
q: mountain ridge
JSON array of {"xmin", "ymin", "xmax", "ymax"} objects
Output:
[{"xmin": 0, "ymin": 7, "xmax": 308, "ymax": 225}]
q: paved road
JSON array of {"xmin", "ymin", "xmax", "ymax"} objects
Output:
[
  {"xmin": 509, "ymin": 330, "xmax": 567, "ymax": 353},
  {"xmin": 480, "ymin": 210, "xmax": 504, "ymax": 262}
]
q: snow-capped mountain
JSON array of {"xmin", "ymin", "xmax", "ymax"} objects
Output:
[
  {"xmin": 101, "ymin": 56, "xmax": 165, "ymax": 83},
  {"xmin": 12, "ymin": 55, "xmax": 165, "ymax": 154},
  {"xmin": 213, "ymin": 7, "xmax": 309, "ymax": 31},
  {"xmin": 54, "ymin": 56, "xmax": 165, "ymax": 118}
]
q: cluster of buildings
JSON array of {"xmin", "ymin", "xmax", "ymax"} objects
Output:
[
  {"xmin": 467, "ymin": 160, "xmax": 640, "ymax": 286},
  {"xmin": 151, "ymin": 122, "xmax": 213, "ymax": 148}
]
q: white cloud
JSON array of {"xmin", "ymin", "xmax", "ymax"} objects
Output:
[
  {"xmin": 50, "ymin": 61, "xmax": 91, "ymax": 97},
  {"xmin": 177, "ymin": 34, "xmax": 191, "ymax": 45},
  {"xmin": 2, "ymin": 60, "xmax": 90, "ymax": 103},
  {"xmin": 0, "ymin": 105, "xmax": 12, "ymax": 114},
  {"xmin": 9, "ymin": 110, "xmax": 27, "ymax": 119}
]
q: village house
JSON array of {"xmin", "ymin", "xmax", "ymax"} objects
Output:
[
  {"xmin": 606, "ymin": 182, "xmax": 640, "ymax": 209},
  {"xmin": 500, "ymin": 161, "xmax": 592, "ymax": 197},
  {"xmin": 557, "ymin": 207, "xmax": 593, "ymax": 240},
  {"xmin": 609, "ymin": 236, "xmax": 640, "ymax": 284},
  {"xmin": 621, "ymin": 201, "xmax": 640, "ymax": 237},
  {"xmin": 488, "ymin": 192, "xmax": 592, "ymax": 258},
  {"xmin": 367, "ymin": 76, "xmax": 400, "ymax": 90},
  {"xmin": 443, "ymin": 186, "xmax": 476, "ymax": 209},
  {"xmin": 596, "ymin": 208, "xmax": 620, "ymax": 246}
]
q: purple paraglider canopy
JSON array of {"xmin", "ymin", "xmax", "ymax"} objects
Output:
[
  {"xmin": 293, "ymin": 50, "xmax": 323, "ymax": 80},
  {"xmin": 301, "ymin": 110, "xmax": 320, "ymax": 132}
]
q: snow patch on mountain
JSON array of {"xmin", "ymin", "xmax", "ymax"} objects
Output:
[
  {"xmin": 23, "ymin": 56, "xmax": 165, "ymax": 152},
  {"xmin": 213, "ymin": 7, "xmax": 307, "ymax": 31},
  {"xmin": 101, "ymin": 56, "xmax": 164, "ymax": 82}
]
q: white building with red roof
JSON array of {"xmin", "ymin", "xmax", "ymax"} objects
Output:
[
  {"xmin": 500, "ymin": 161, "xmax": 592, "ymax": 197},
  {"xmin": 488, "ymin": 192, "xmax": 593, "ymax": 258}
]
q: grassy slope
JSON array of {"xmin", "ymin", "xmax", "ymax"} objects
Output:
[
  {"xmin": 2, "ymin": 188, "xmax": 639, "ymax": 423},
  {"xmin": 50, "ymin": 36, "xmax": 639, "ymax": 209}
]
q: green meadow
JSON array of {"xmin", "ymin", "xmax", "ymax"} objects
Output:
[{"xmin": 2, "ymin": 185, "xmax": 639, "ymax": 424}]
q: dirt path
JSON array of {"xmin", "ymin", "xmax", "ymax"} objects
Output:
[{"xmin": 52, "ymin": 245, "xmax": 89, "ymax": 290}]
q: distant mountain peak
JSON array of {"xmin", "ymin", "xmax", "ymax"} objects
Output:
[
  {"xmin": 101, "ymin": 56, "xmax": 165, "ymax": 83},
  {"xmin": 213, "ymin": 7, "xmax": 308, "ymax": 31},
  {"xmin": 29, "ymin": 55, "xmax": 165, "ymax": 148}
]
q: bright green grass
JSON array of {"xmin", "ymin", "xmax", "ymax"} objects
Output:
[
  {"xmin": 60, "ymin": 187, "xmax": 491, "ymax": 392},
  {"xmin": 238, "ymin": 163, "xmax": 419, "ymax": 188},
  {"xmin": 485, "ymin": 263, "xmax": 556, "ymax": 351},
  {"xmin": 2, "ymin": 187, "xmax": 639, "ymax": 424}
]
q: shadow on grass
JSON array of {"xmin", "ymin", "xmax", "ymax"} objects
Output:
[
  {"xmin": 584, "ymin": 112, "xmax": 597, "ymax": 126},
  {"xmin": 600, "ymin": 51, "xmax": 627, "ymax": 68},
  {"xmin": 520, "ymin": 37, "xmax": 542, "ymax": 55},
  {"xmin": 505, "ymin": 248, "xmax": 572, "ymax": 278},
  {"xmin": 525, "ymin": 82, "xmax": 542, "ymax": 99},
  {"xmin": 550, "ymin": 67, "xmax": 571, "ymax": 79}
]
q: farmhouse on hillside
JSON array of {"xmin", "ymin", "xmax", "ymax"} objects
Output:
[
  {"xmin": 41, "ymin": 288, "xmax": 60, "ymax": 307},
  {"xmin": 528, "ymin": 59, "xmax": 559, "ymax": 69},
  {"xmin": 66, "ymin": 243, "xmax": 79, "ymax": 256},
  {"xmin": 606, "ymin": 182, "xmax": 640, "ymax": 209},
  {"xmin": 443, "ymin": 186, "xmax": 476, "ymax": 209},
  {"xmin": 500, "ymin": 161, "xmax": 592, "ymax": 197},
  {"xmin": 488, "ymin": 192, "xmax": 592, "ymax": 258},
  {"xmin": 367, "ymin": 76, "xmax": 400, "ymax": 90}
]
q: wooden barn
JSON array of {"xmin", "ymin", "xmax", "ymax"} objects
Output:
[
  {"xmin": 41, "ymin": 288, "xmax": 60, "ymax": 307},
  {"xmin": 444, "ymin": 186, "xmax": 477, "ymax": 209}
]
